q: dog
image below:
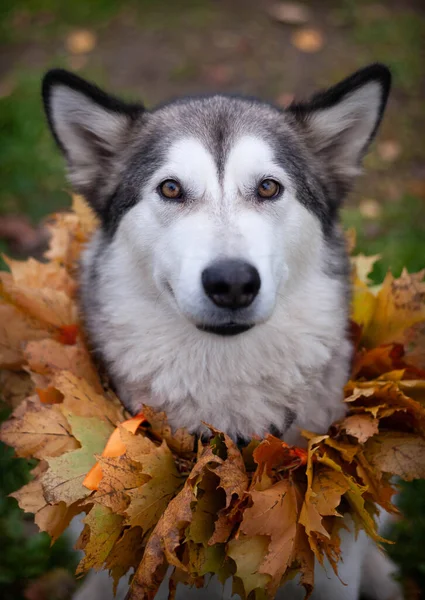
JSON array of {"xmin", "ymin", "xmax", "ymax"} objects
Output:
[{"xmin": 42, "ymin": 64, "xmax": 402, "ymax": 600}]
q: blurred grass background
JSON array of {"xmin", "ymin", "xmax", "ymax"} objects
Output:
[{"xmin": 0, "ymin": 0, "xmax": 424, "ymax": 598}]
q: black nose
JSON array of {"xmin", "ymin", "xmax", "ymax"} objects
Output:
[{"xmin": 201, "ymin": 259, "xmax": 261, "ymax": 309}]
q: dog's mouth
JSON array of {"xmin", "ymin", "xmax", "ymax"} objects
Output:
[{"xmin": 196, "ymin": 323, "xmax": 254, "ymax": 336}]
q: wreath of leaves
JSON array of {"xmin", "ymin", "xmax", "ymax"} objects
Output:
[{"xmin": 0, "ymin": 197, "xmax": 424, "ymax": 599}]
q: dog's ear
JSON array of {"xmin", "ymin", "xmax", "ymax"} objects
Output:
[
  {"xmin": 288, "ymin": 64, "xmax": 391, "ymax": 192},
  {"xmin": 42, "ymin": 69, "xmax": 144, "ymax": 211}
]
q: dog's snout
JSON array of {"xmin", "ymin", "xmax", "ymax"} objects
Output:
[{"xmin": 201, "ymin": 259, "xmax": 261, "ymax": 309}]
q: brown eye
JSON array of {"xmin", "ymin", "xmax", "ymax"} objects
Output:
[
  {"xmin": 257, "ymin": 179, "xmax": 281, "ymax": 200},
  {"xmin": 159, "ymin": 179, "xmax": 183, "ymax": 200}
]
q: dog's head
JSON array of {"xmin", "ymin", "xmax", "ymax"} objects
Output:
[{"xmin": 43, "ymin": 65, "xmax": 390, "ymax": 335}]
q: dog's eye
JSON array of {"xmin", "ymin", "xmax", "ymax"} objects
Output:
[
  {"xmin": 158, "ymin": 179, "xmax": 183, "ymax": 200},
  {"xmin": 257, "ymin": 179, "xmax": 281, "ymax": 200}
]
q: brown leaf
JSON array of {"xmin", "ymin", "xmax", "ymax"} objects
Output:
[
  {"xmin": 0, "ymin": 396, "xmax": 79, "ymax": 459},
  {"xmin": 123, "ymin": 440, "xmax": 182, "ymax": 533},
  {"xmin": 53, "ymin": 370, "xmax": 124, "ymax": 426},
  {"xmin": 237, "ymin": 479, "xmax": 299, "ymax": 596},
  {"xmin": 105, "ymin": 526, "xmax": 145, "ymax": 593},
  {"xmin": 142, "ymin": 404, "xmax": 195, "ymax": 455},
  {"xmin": 291, "ymin": 28, "xmax": 324, "ymax": 53},
  {"xmin": 364, "ymin": 432, "xmax": 425, "ymax": 480},
  {"xmin": 1, "ymin": 271, "xmax": 77, "ymax": 328},
  {"xmin": 340, "ymin": 414, "xmax": 379, "ymax": 443},
  {"xmin": 0, "ymin": 304, "xmax": 52, "ymax": 368},
  {"xmin": 0, "ymin": 369, "xmax": 34, "ymax": 408},
  {"xmin": 25, "ymin": 339, "xmax": 102, "ymax": 391},
  {"xmin": 129, "ymin": 485, "xmax": 194, "ymax": 599},
  {"xmin": 12, "ymin": 463, "xmax": 82, "ymax": 542}
]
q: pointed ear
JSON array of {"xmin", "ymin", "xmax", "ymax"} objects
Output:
[
  {"xmin": 42, "ymin": 69, "xmax": 144, "ymax": 211},
  {"xmin": 288, "ymin": 64, "xmax": 391, "ymax": 192}
]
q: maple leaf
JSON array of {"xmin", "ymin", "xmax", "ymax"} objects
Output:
[
  {"xmin": 141, "ymin": 404, "xmax": 195, "ymax": 455},
  {"xmin": 228, "ymin": 535, "xmax": 271, "ymax": 597},
  {"xmin": 364, "ymin": 269, "xmax": 425, "ymax": 347},
  {"xmin": 76, "ymin": 504, "xmax": 124, "ymax": 574},
  {"xmin": 53, "ymin": 370, "xmax": 124, "ymax": 426},
  {"xmin": 129, "ymin": 485, "xmax": 194, "ymax": 599},
  {"xmin": 104, "ymin": 526, "xmax": 145, "ymax": 593},
  {"xmin": 41, "ymin": 413, "xmax": 113, "ymax": 504},
  {"xmin": 123, "ymin": 438, "xmax": 182, "ymax": 533},
  {"xmin": 339, "ymin": 414, "xmax": 380, "ymax": 444},
  {"xmin": 233, "ymin": 479, "xmax": 299, "ymax": 596},
  {"xmin": 24, "ymin": 339, "xmax": 102, "ymax": 392},
  {"xmin": 364, "ymin": 432, "xmax": 425, "ymax": 480},
  {"xmin": 0, "ymin": 304, "xmax": 53, "ymax": 369},
  {"xmin": 0, "ymin": 396, "xmax": 79, "ymax": 458}
]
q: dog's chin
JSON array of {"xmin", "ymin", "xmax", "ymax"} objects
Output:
[{"xmin": 196, "ymin": 323, "xmax": 254, "ymax": 336}]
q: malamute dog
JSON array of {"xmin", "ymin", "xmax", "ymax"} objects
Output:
[{"xmin": 42, "ymin": 64, "xmax": 402, "ymax": 600}]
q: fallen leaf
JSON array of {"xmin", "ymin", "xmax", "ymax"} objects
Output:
[
  {"xmin": 66, "ymin": 29, "xmax": 97, "ymax": 55},
  {"xmin": 359, "ymin": 199, "xmax": 382, "ymax": 219},
  {"xmin": 291, "ymin": 28, "xmax": 324, "ymax": 53},
  {"xmin": 267, "ymin": 2, "xmax": 311, "ymax": 25},
  {"xmin": 377, "ymin": 140, "xmax": 401, "ymax": 163}
]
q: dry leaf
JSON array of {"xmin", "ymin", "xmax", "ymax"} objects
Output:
[
  {"xmin": 267, "ymin": 2, "xmax": 311, "ymax": 25},
  {"xmin": 359, "ymin": 199, "xmax": 382, "ymax": 219},
  {"xmin": 66, "ymin": 29, "xmax": 97, "ymax": 55},
  {"xmin": 42, "ymin": 414, "xmax": 113, "ymax": 504},
  {"xmin": 24, "ymin": 339, "xmax": 101, "ymax": 391},
  {"xmin": 291, "ymin": 28, "xmax": 324, "ymax": 53},
  {"xmin": 377, "ymin": 140, "xmax": 401, "ymax": 163},
  {"xmin": 0, "ymin": 396, "xmax": 79, "ymax": 459}
]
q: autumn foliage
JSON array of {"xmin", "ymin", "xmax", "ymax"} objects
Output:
[{"xmin": 1, "ymin": 197, "xmax": 425, "ymax": 599}]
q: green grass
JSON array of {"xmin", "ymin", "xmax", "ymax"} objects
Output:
[
  {"xmin": 0, "ymin": 73, "xmax": 69, "ymax": 220},
  {"xmin": 342, "ymin": 194, "xmax": 425, "ymax": 283}
]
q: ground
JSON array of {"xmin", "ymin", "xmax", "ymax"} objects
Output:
[{"xmin": 0, "ymin": 0, "xmax": 424, "ymax": 598}]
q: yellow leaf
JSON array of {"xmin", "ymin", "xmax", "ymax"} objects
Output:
[
  {"xmin": 76, "ymin": 504, "xmax": 123, "ymax": 574},
  {"xmin": 0, "ymin": 396, "xmax": 79, "ymax": 459},
  {"xmin": 228, "ymin": 535, "xmax": 271, "ymax": 597},
  {"xmin": 291, "ymin": 28, "xmax": 324, "ymax": 52},
  {"xmin": 364, "ymin": 270, "xmax": 425, "ymax": 347},
  {"xmin": 66, "ymin": 30, "xmax": 97, "ymax": 55}
]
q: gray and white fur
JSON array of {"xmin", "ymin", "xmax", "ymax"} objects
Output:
[{"xmin": 43, "ymin": 65, "xmax": 402, "ymax": 600}]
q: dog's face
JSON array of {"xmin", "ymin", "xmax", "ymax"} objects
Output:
[{"xmin": 43, "ymin": 66, "xmax": 390, "ymax": 335}]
